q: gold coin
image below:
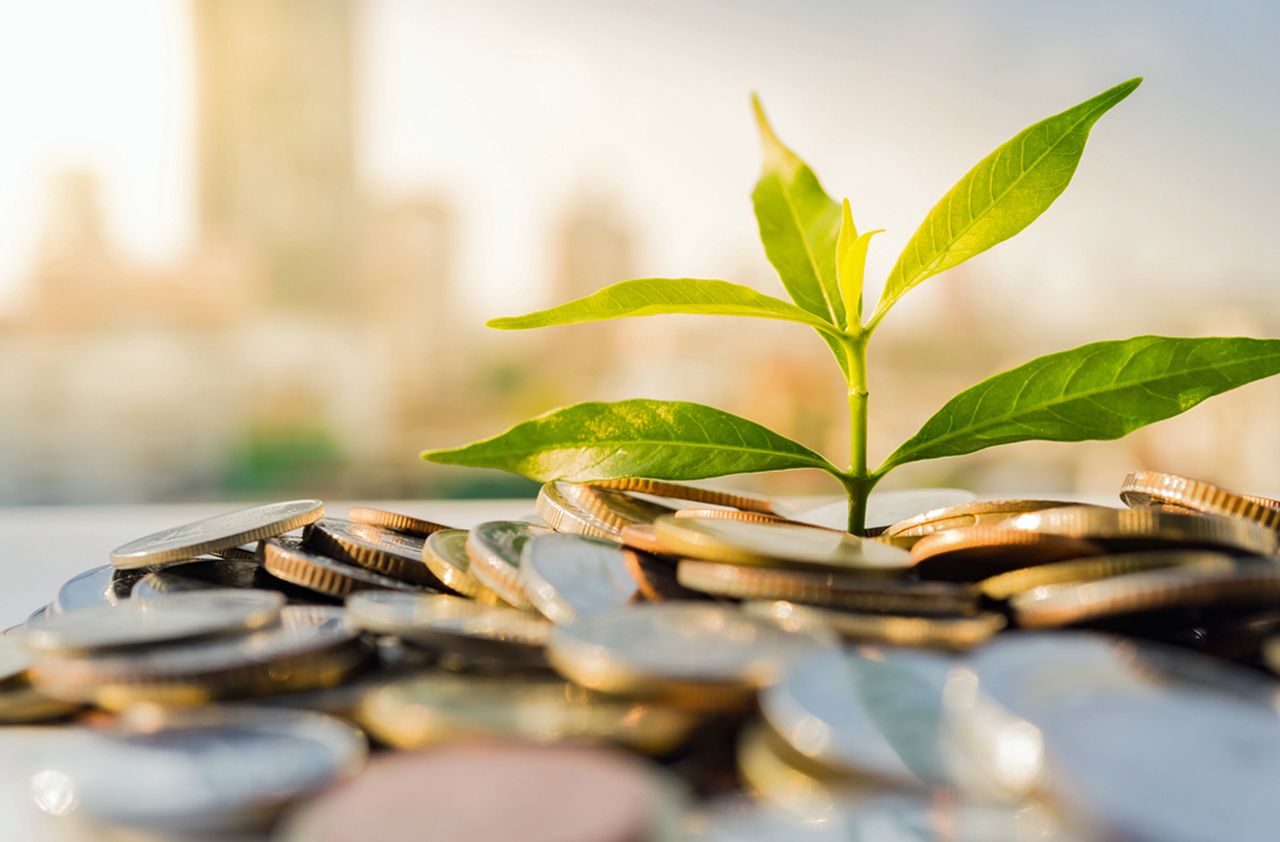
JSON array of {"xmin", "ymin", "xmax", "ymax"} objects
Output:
[
  {"xmin": 676, "ymin": 560, "xmax": 977, "ymax": 616},
  {"xmin": 1010, "ymin": 556, "xmax": 1275, "ymax": 628},
  {"xmin": 1120, "ymin": 471, "xmax": 1280, "ymax": 532},
  {"xmin": 589, "ymin": 478, "xmax": 776, "ymax": 514},
  {"xmin": 348, "ymin": 506, "xmax": 452, "ymax": 538},
  {"xmin": 745, "ymin": 600, "xmax": 1005, "ymax": 651},
  {"xmin": 304, "ymin": 519, "xmax": 439, "ymax": 586},
  {"xmin": 885, "ymin": 499, "xmax": 1090, "ymax": 539},
  {"xmin": 619, "ymin": 524, "xmax": 669, "ymax": 556},
  {"xmin": 537, "ymin": 481, "xmax": 674, "ymax": 540},
  {"xmin": 672, "ymin": 508, "xmax": 804, "ymax": 526},
  {"xmin": 1007, "ymin": 505, "xmax": 1279, "ymax": 557},
  {"xmin": 547, "ymin": 603, "xmax": 823, "ymax": 710},
  {"xmin": 465, "ymin": 521, "xmax": 549, "ymax": 610},
  {"xmin": 422, "ymin": 529, "xmax": 503, "ymax": 602},
  {"xmin": 262, "ymin": 538, "xmax": 430, "ymax": 598},
  {"xmin": 910, "ymin": 526, "xmax": 1105, "ymax": 581},
  {"xmin": 978, "ymin": 550, "xmax": 1215, "ymax": 601},
  {"xmin": 652, "ymin": 516, "xmax": 914, "ymax": 573},
  {"xmin": 356, "ymin": 673, "xmax": 698, "ymax": 755}
]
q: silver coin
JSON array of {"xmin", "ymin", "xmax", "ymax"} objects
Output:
[
  {"xmin": 788, "ymin": 488, "xmax": 977, "ymax": 532},
  {"xmin": 761, "ymin": 646, "xmax": 975, "ymax": 790},
  {"xmin": 345, "ymin": 592, "xmax": 550, "ymax": 663},
  {"xmin": 466, "ymin": 521, "xmax": 550, "ymax": 609},
  {"xmin": 1043, "ymin": 693, "xmax": 1280, "ymax": 842},
  {"xmin": 945, "ymin": 631, "xmax": 1280, "ymax": 798},
  {"xmin": 549, "ymin": 603, "xmax": 827, "ymax": 693},
  {"xmin": 110, "ymin": 500, "xmax": 324, "ymax": 568},
  {"xmin": 24, "ymin": 589, "xmax": 285, "ymax": 655},
  {"xmin": 130, "ymin": 559, "xmax": 262, "ymax": 599},
  {"xmin": 520, "ymin": 533, "xmax": 637, "ymax": 624},
  {"xmin": 30, "ymin": 706, "xmax": 365, "ymax": 833}
]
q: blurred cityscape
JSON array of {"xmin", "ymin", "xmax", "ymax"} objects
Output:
[{"xmin": 2, "ymin": 0, "xmax": 1278, "ymax": 505}]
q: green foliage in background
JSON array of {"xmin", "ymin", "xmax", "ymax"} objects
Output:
[{"xmin": 425, "ymin": 77, "xmax": 1280, "ymax": 533}]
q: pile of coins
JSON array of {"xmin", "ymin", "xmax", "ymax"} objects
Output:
[{"xmin": 4, "ymin": 470, "xmax": 1280, "ymax": 840}]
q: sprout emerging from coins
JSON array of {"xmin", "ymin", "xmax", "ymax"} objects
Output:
[{"xmin": 424, "ymin": 77, "xmax": 1280, "ymax": 534}]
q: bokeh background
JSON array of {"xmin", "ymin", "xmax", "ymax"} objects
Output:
[{"xmin": 2, "ymin": 0, "xmax": 1278, "ymax": 506}]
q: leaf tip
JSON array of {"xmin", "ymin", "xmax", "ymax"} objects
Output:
[
  {"xmin": 485, "ymin": 316, "xmax": 515, "ymax": 330},
  {"xmin": 749, "ymin": 93, "xmax": 789, "ymax": 164}
]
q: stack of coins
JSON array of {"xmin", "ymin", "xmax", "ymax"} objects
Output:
[{"xmin": 4, "ymin": 473, "xmax": 1280, "ymax": 841}]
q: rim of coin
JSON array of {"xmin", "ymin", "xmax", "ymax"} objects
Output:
[
  {"xmin": 589, "ymin": 478, "xmax": 776, "ymax": 514},
  {"xmin": 677, "ymin": 560, "xmax": 978, "ymax": 616},
  {"xmin": 909, "ymin": 526, "xmax": 1106, "ymax": 580},
  {"xmin": 1010, "ymin": 557, "xmax": 1279, "ymax": 628},
  {"xmin": 760, "ymin": 646, "xmax": 964, "ymax": 788},
  {"xmin": 0, "ymin": 635, "xmax": 31, "ymax": 689},
  {"xmin": 110, "ymin": 500, "xmax": 324, "ymax": 568},
  {"xmin": 1120, "ymin": 470, "xmax": 1280, "ymax": 531},
  {"xmin": 0, "ymin": 683, "xmax": 81, "ymax": 723},
  {"xmin": 356, "ymin": 672, "xmax": 698, "ymax": 754},
  {"xmin": 213, "ymin": 546, "xmax": 258, "ymax": 561},
  {"xmin": 672, "ymin": 507, "xmax": 804, "ymax": 525},
  {"xmin": 262, "ymin": 538, "xmax": 429, "ymax": 598},
  {"xmin": 346, "ymin": 591, "xmax": 550, "ymax": 660},
  {"xmin": 885, "ymin": 499, "xmax": 1091, "ymax": 539},
  {"xmin": 36, "ymin": 705, "xmax": 366, "ymax": 833},
  {"xmin": 29, "ymin": 606, "xmax": 366, "ymax": 707},
  {"xmin": 652, "ymin": 515, "xmax": 914, "ymax": 572},
  {"xmin": 130, "ymin": 559, "xmax": 262, "ymax": 599},
  {"xmin": 745, "ymin": 600, "xmax": 1005, "ymax": 651},
  {"xmin": 1006, "ymin": 505, "xmax": 1279, "ymax": 557},
  {"xmin": 619, "ymin": 524, "xmax": 670, "ymax": 555},
  {"xmin": 23, "ymin": 589, "xmax": 284, "ymax": 655},
  {"xmin": 347, "ymin": 506, "xmax": 452, "ymax": 537},
  {"xmin": 735, "ymin": 721, "xmax": 861, "ymax": 813},
  {"xmin": 52, "ymin": 564, "xmax": 149, "ymax": 614},
  {"xmin": 277, "ymin": 741, "xmax": 686, "ymax": 842},
  {"xmin": 422, "ymin": 529, "xmax": 501, "ymax": 601},
  {"xmin": 978, "ymin": 549, "xmax": 1218, "ymax": 601},
  {"xmin": 547, "ymin": 603, "xmax": 826, "ymax": 709},
  {"xmin": 304, "ymin": 519, "xmax": 438, "ymax": 585},
  {"xmin": 536, "ymin": 481, "xmax": 671, "ymax": 540},
  {"xmin": 622, "ymin": 549, "xmax": 700, "ymax": 602},
  {"xmin": 465, "ymin": 520, "xmax": 549, "ymax": 609},
  {"xmin": 520, "ymin": 533, "xmax": 638, "ymax": 624}
]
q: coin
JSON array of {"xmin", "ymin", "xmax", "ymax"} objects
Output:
[
  {"xmin": 278, "ymin": 741, "xmax": 685, "ymax": 842},
  {"xmin": 262, "ymin": 538, "xmax": 430, "ymax": 598},
  {"xmin": 652, "ymin": 516, "xmax": 914, "ymax": 572},
  {"xmin": 110, "ymin": 499, "xmax": 324, "ymax": 568},
  {"xmin": 305, "ymin": 519, "xmax": 438, "ymax": 585},
  {"xmin": 537, "ymin": 481, "xmax": 674, "ymax": 540},
  {"xmin": 620, "ymin": 523, "xmax": 670, "ymax": 555},
  {"xmin": 1120, "ymin": 470, "xmax": 1280, "ymax": 531},
  {"xmin": 51, "ymin": 564, "xmax": 141, "ymax": 613},
  {"xmin": 130, "ymin": 559, "xmax": 263, "ymax": 598},
  {"xmin": 589, "ymin": 478, "xmax": 776, "ymax": 514},
  {"xmin": 465, "ymin": 520, "xmax": 550, "ymax": 609},
  {"xmin": 347, "ymin": 506, "xmax": 452, "ymax": 537},
  {"xmin": 978, "ymin": 550, "xmax": 1216, "ymax": 601},
  {"xmin": 885, "ymin": 499, "xmax": 1088, "ymax": 539},
  {"xmin": 24, "ymin": 589, "xmax": 284, "ymax": 655},
  {"xmin": 786, "ymin": 488, "xmax": 977, "ymax": 532},
  {"xmin": 1010, "ymin": 556, "xmax": 1280, "ymax": 628},
  {"xmin": 520, "ymin": 533, "xmax": 638, "ymax": 623},
  {"xmin": 547, "ymin": 603, "xmax": 826, "ymax": 709},
  {"xmin": 760, "ymin": 646, "xmax": 974, "ymax": 790},
  {"xmin": 357, "ymin": 673, "xmax": 698, "ymax": 754},
  {"xmin": 677, "ymin": 560, "xmax": 978, "ymax": 616},
  {"xmin": 345, "ymin": 592, "xmax": 550, "ymax": 665},
  {"xmin": 422, "ymin": 528, "xmax": 503, "ymax": 602},
  {"xmin": 1006, "ymin": 505, "xmax": 1279, "ymax": 557},
  {"xmin": 30, "ymin": 605, "xmax": 367, "ymax": 707},
  {"xmin": 745, "ymin": 601, "xmax": 1004, "ymax": 651},
  {"xmin": 32, "ymin": 706, "xmax": 365, "ymax": 833},
  {"xmin": 623, "ymin": 549, "xmax": 701, "ymax": 602},
  {"xmin": 735, "ymin": 721, "xmax": 866, "ymax": 813},
  {"xmin": 673, "ymin": 508, "xmax": 803, "ymax": 525},
  {"xmin": 910, "ymin": 526, "xmax": 1105, "ymax": 580},
  {"xmin": 213, "ymin": 545, "xmax": 258, "ymax": 561}
]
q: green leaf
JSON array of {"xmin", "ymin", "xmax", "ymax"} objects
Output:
[
  {"xmin": 871, "ymin": 78, "xmax": 1141, "ymax": 326},
  {"xmin": 751, "ymin": 95, "xmax": 845, "ymax": 328},
  {"xmin": 486, "ymin": 278, "xmax": 842, "ymax": 338},
  {"xmin": 880, "ymin": 336, "xmax": 1280, "ymax": 473},
  {"xmin": 422, "ymin": 398, "xmax": 845, "ymax": 482},
  {"xmin": 836, "ymin": 198, "xmax": 882, "ymax": 329}
]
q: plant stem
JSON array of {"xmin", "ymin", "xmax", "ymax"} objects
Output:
[{"xmin": 845, "ymin": 334, "xmax": 872, "ymax": 534}]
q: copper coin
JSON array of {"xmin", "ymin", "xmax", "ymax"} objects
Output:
[
  {"xmin": 910, "ymin": 526, "xmax": 1105, "ymax": 581},
  {"xmin": 347, "ymin": 507, "xmax": 453, "ymax": 538},
  {"xmin": 278, "ymin": 742, "xmax": 680, "ymax": 842}
]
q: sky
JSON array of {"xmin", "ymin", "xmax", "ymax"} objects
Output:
[{"xmin": 0, "ymin": 0, "xmax": 1277, "ymax": 319}]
